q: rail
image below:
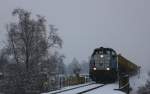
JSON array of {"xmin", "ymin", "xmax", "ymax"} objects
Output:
[
  {"xmin": 77, "ymin": 84, "xmax": 105, "ymax": 94},
  {"xmin": 50, "ymin": 82, "xmax": 95, "ymax": 94}
]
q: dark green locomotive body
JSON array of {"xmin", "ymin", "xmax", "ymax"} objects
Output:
[{"xmin": 89, "ymin": 47, "xmax": 118, "ymax": 82}]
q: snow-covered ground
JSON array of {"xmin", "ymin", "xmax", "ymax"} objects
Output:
[
  {"xmin": 85, "ymin": 83, "xmax": 125, "ymax": 94},
  {"xmin": 42, "ymin": 82, "xmax": 95, "ymax": 94},
  {"xmin": 42, "ymin": 70, "xmax": 150, "ymax": 94},
  {"xmin": 57, "ymin": 84, "xmax": 101, "ymax": 94},
  {"xmin": 42, "ymin": 82, "xmax": 125, "ymax": 94}
]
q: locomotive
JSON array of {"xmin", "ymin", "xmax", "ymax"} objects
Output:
[{"xmin": 89, "ymin": 47, "xmax": 139, "ymax": 83}]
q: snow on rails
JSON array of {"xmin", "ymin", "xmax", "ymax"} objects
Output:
[
  {"xmin": 42, "ymin": 82, "xmax": 104, "ymax": 94},
  {"xmin": 42, "ymin": 83, "xmax": 125, "ymax": 94}
]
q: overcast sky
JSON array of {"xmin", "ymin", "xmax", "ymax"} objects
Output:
[{"xmin": 0, "ymin": 0, "xmax": 150, "ymax": 71}]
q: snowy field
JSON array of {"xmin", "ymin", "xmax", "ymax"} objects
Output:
[{"xmin": 42, "ymin": 82, "xmax": 125, "ymax": 94}]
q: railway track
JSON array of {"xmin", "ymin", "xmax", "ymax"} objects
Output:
[
  {"xmin": 50, "ymin": 82, "xmax": 96, "ymax": 94},
  {"xmin": 49, "ymin": 83, "xmax": 105, "ymax": 94},
  {"xmin": 77, "ymin": 84, "xmax": 105, "ymax": 94}
]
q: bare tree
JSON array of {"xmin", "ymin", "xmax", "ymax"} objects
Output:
[
  {"xmin": 7, "ymin": 8, "xmax": 62, "ymax": 73},
  {"xmin": 0, "ymin": 48, "xmax": 9, "ymax": 72},
  {"xmin": 41, "ymin": 52, "xmax": 65, "ymax": 75},
  {"xmin": 68, "ymin": 58, "xmax": 81, "ymax": 77},
  {"xmin": 80, "ymin": 60, "xmax": 89, "ymax": 74},
  {"xmin": 3, "ymin": 8, "xmax": 63, "ymax": 93}
]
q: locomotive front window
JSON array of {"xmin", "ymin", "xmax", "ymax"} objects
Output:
[
  {"xmin": 106, "ymin": 51, "xmax": 111, "ymax": 55},
  {"xmin": 112, "ymin": 51, "xmax": 116, "ymax": 56}
]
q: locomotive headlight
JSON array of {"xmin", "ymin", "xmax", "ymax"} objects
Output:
[
  {"xmin": 106, "ymin": 68, "xmax": 110, "ymax": 70},
  {"xmin": 93, "ymin": 67, "xmax": 96, "ymax": 70},
  {"xmin": 100, "ymin": 55, "xmax": 104, "ymax": 58}
]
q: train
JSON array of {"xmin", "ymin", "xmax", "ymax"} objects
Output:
[{"xmin": 89, "ymin": 47, "xmax": 139, "ymax": 83}]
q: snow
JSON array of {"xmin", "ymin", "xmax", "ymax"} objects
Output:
[
  {"xmin": 130, "ymin": 69, "xmax": 149, "ymax": 94},
  {"xmin": 58, "ymin": 84, "xmax": 101, "ymax": 94},
  {"xmin": 42, "ymin": 82, "xmax": 125, "ymax": 94},
  {"xmin": 84, "ymin": 83, "xmax": 125, "ymax": 94},
  {"xmin": 42, "ymin": 82, "xmax": 95, "ymax": 94}
]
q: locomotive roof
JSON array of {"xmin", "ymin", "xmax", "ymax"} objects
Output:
[{"xmin": 92, "ymin": 47, "xmax": 117, "ymax": 56}]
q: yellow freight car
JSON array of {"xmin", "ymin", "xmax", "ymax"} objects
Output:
[{"xmin": 118, "ymin": 54, "xmax": 140, "ymax": 76}]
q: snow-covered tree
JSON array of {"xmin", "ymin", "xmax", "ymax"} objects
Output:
[
  {"xmin": 0, "ymin": 8, "xmax": 63, "ymax": 94},
  {"xmin": 68, "ymin": 58, "xmax": 81, "ymax": 77},
  {"xmin": 80, "ymin": 60, "xmax": 89, "ymax": 74}
]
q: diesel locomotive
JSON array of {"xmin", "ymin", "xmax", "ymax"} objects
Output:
[{"xmin": 89, "ymin": 47, "xmax": 139, "ymax": 83}]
